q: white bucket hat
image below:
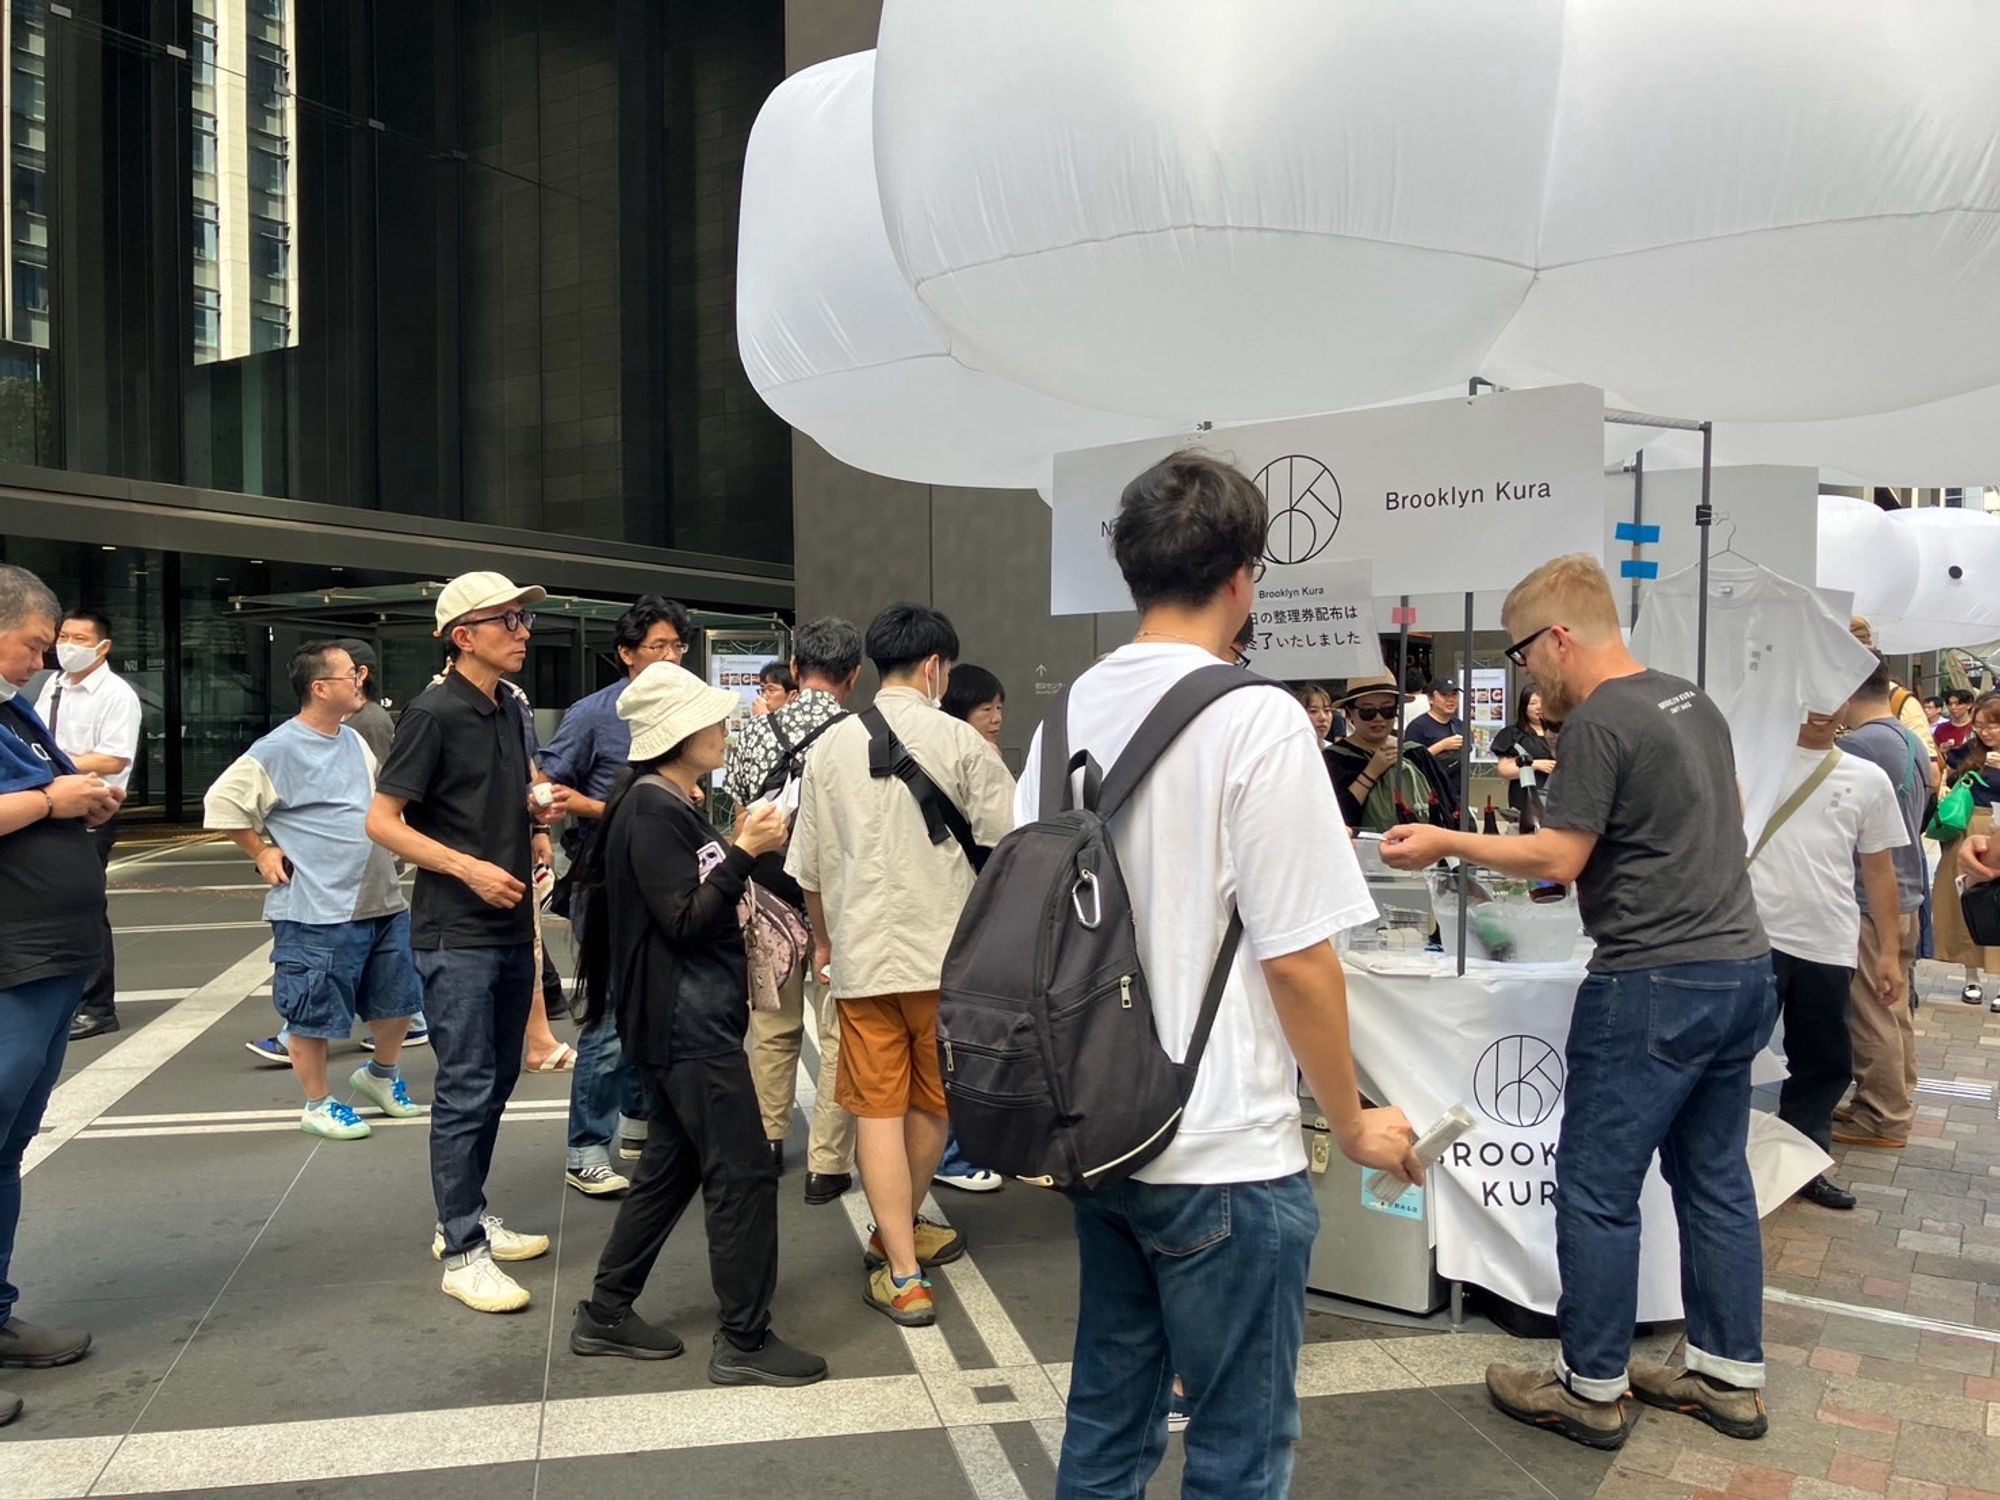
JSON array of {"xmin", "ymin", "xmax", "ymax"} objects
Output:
[
  {"xmin": 433, "ymin": 571, "xmax": 547, "ymax": 636},
  {"xmin": 620, "ymin": 661, "xmax": 739, "ymax": 761}
]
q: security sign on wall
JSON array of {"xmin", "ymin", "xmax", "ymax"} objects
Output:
[{"xmin": 1050, "ymin": 384, "xmax": 1606, "ymax": 618}]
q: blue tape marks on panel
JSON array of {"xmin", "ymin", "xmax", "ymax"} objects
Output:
[
  {"xmin": 1614, "ymin": 522, "xmax": 1663, "ymax": 543},
  {"xmin": 1620, "ymin": 560, "xmax": 1661, "ymax": 580}
]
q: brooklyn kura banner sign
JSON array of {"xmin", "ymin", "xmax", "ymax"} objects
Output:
[
  {"xmin": 1341, "ymin": 954, "xmax": 1685, "ymax": 1319},
  {"xmin": 1049, "ymin": 384, "xmax": 1605, "ymax": 617}
]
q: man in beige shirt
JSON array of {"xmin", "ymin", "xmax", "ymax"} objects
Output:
[{"xmin": 787, "ymin": 604, "xmax": 1016, "ymax": 1329}]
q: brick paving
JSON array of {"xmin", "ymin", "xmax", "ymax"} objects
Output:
[{"xmin": 1593, "ymin": 960, "xmax": 2000, "ymax": 1499}]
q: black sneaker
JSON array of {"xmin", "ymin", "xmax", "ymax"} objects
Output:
[
  {"xmin": 708, "ymin": 1329, "xmax": 828, "ymax": 1388},
  {"xmin": 568, "ymin": 1301, "xmax": 684, "ymax": 1361},
  {"xmin": 1798, "ymin": 1174, "xmax": 1856, "ymax": 1211}
]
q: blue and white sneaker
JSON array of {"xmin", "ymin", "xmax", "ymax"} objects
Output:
[
  {"xmin": 244, "ymin": 1035, "xmax": 291, "ymax": 1066},
  {"xmin": 360, "ymin": 1021, "xmax": 430, "ymax": 1051},
  {"xmin": 348, "ymin": 1066, "xmax": 425, "ymax": 1119},
  {"xmin": 300, "ymin": 1097, "xmax": 371, "ymax": 1141},
  {"xmin": 1167, "ymin": 1384, "xmax": 1191, "ymax": 1434}
]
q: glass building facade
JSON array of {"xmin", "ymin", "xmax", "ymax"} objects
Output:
[{"xmin": 0, "ymin": 0, "xmax": 794, "ymax": 818}]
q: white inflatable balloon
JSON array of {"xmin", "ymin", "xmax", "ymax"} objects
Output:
[
  {"xmin": 873, "ymin": 1, "xmax": 1559, "ymax": 421},
  {"xmin": 1876, "ymin": 507, "xmax": 2000, "ymax": 656},
  {"xmin": 873, "ymin": 1, "xmax": 2000, "ymax": 425},
  {"xmin": 1817, "ymin": 495, "xmax": 1920, "ymax": 627},
  {"xmin": 736, "ymin": 52, "xmax": 1184, "ymax": 490}
]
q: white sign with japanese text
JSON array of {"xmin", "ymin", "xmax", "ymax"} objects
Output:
[
  {"xmin": 1051, "ymin": 385, "xmax": 1605, "ymax": 616},
  {"xmin": 1246, "ymin": 558, "xmax": 1382, "ymax": 679}
]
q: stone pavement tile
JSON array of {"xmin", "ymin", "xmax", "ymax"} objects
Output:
[
  {"xmin": 1901, "ymin": 1231, "xmax": 1968, "ymax": 1256},
  {"xmin": 1826, "ymin": 1452, "xmax": 1894, "ymax": 1493},
  {"xmin": 1966, "ymin": 1375, "xmax": 2000, "ymax": 1402},
  {"xmin": 1770, "ymin": 1343, "xmax": 1812, "ymax": 1367},
  {"xmin": 1667, "ymin": 1451, "xmax": 1737, "ymax": 1489},
  {"xmin": 1820, "ymin": 1315, "xmax": 1924, "ymax": 1363},
  {"xmin": 1790, "ymin": 1480, "xmax": 1898, "ymax": 1500},
  {"xmin": 1723, "ymin": 1463, "xmax": 1797, "ymax": 1499},
  {"xmin": 1851, "ymin": 1355, "xmax": 1983, "ymax": 1395},
  {"xmin": 1594, "ymin": 1471, "xmax": 1698, "ymax": 1499},
  {"xmin": 1813, "ymin": 1350, "xmax": 1866, "ymax": 1377},
  {"xmin": 1817, "ymin": 1403, "xmax": 1901, "ymax": 1437},
  {"xmin": 1887, "ymin": 1424, "xmax": 2000, "ymax": 1489},
  {"xmin": 1831, "ymin": 1424, "xmax": 1900, "ymax": 1461},
  {"xmin": 1883, "ymin": 1481, "xmax": 1947, "ymax": 1500}
]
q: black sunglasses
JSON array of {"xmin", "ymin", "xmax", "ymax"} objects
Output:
[
  {"xmin": 1347, "ymin": 704, "xmax": 1399, "ymax": 723},
  {"xmin": 1504, "ymin": 624, "xmax": 1554, "ymax": 667}
]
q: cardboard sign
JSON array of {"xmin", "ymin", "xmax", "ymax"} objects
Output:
[{"xmin": 1246, "ymin": 558, "xmax": 1383, "ymax": 678}]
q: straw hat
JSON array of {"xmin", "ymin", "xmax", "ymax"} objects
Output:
[
  {"xmin": 1332, "ymin": 672, "xmax": 1414, "ymax": 708},
  {"xmin": 619, "ymin": 661, "xmax": 739, "ymax": 761}
]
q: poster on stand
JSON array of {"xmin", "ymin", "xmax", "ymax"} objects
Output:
[
  {"xmin": 704, "ymin": 630, "xmax": 789, "ymax": 792},
  {"xmin": 1469, "ymin": 668, "xmax": 1507, "ymax": 764},
  {"xmin": 1246, "ymin": 558, "xmax": 1383, "ymax": 680},
  {"xmin": 1051, "ymin": 385, "xmax": 1605, "ymax": 617}
]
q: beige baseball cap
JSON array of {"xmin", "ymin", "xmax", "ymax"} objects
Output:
[
  {"xmin": 620, "ymin": 661, "xmax": 740, "ymax": 762},
  {"xmin": 433, "ymin": 571, "xmax": 547, "ymax": 636}
]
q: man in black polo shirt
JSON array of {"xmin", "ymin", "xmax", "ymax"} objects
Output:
[
  {"xmin": 0, "ymin": 564, "xmax": 120, "ymax": 1427},
  {"xmin": 368, "ymin": 571, "xmax": 556, "ymax": 1315}
]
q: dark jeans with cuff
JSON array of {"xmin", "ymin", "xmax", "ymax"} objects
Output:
[
  {"xmin": 415, "ymin": 942, "xmax": 535, "ymax": 1257},
  {"xmin": 588, "ymin": 1052, "xmax": 779, "ymax": 1348}
]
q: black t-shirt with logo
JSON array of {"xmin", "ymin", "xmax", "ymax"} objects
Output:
[
  {"xmin": 0, "ymin": 700, "xmax": 106, "ymax": 988},
  {"xmin": 376, "ymin": 671, "xmax": 534, "ymax": 949}
]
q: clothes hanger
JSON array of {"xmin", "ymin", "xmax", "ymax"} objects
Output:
[{"xmin": 1708, "ymin": 510, "xmax": 1758, "ymax": 567}]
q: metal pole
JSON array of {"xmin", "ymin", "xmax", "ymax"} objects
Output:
[
  {"xmin": 1395, "ymin": 594, "xmax": 1411, "ymax": 700},
  {"xmin": 1696, "ymin": 421, "xmax": 1714, "ymax": 690},
  {"xmin": 1456, "ymin": 591, "xmax": 1473, "ymax": 978},
  {"xmin": 1628, "ymin": 450, "xmax": 1645, "ymax": 629}
]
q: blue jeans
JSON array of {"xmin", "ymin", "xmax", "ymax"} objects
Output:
[
  {"xmin": 1058, "ymin": 1172, "xmax": 1317, "ymax": 1500},
  {"xmin": 566, "ymin": 1019, "xmax": 655, "ymax": 1170},
  {"xmin": 1, "ymin": 972, "xmax": 87, "ymax": 1325},
  {"xmin": 415, "ymin": 944, "xmax": 535, "ymax": 1257},
  {"xmin": 1555, "ymin": 955, "xmax": 1777, "ymax": 1401},
  {"xmin": 937, "ymin": 1131, "xmax": 985, "ymax": 1178}
]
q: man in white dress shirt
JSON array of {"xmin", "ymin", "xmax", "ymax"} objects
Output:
[{"xmin": 34, "ymin": 609, "xmax": 142, "ymax": 1042}]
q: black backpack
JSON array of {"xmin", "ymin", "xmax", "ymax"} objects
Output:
[
  {"xmin": 756, "ymin": 710, "xmax": 850, "ymax": 802},
  {"xmin": 938, "ymin": 663, "xmax": 1276, "ymax": 1193}
]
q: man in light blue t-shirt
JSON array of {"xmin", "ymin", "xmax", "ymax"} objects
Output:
[{"xmin": 205, "ymin": 642, "xmax": 428, "ymax": 1140}]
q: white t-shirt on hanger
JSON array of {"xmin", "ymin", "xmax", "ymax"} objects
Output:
[{"xmin": 1630, "ymin": 562, "xmax": 1878, "ymax": 851}]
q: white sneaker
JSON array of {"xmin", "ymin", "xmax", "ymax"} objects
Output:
[
  {"xmin": 300, "ymin": 1097, "xmax": 371, "ymax": 1141},
  {"xmin": 933, "ymin": 1165, "xmax": 1004, "ymax": 1193},
  {"xmin": 431, "ymin": 1214, "xmax": 551, "ymax": 1263},
  {"xmin": 439, "ymin": 1249, "xmax": 530, "ymax": 1314},
  {"xmin": 347, "ymin": 1066, "xmax": 425, "ymax": 1119},
  {"xmin": 565, "ymin": 1164, "xmax": 631, "ymax": 1196}
]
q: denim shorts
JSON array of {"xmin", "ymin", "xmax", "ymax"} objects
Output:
[{"xmin": 271, "ymin": 912, "xmax": 425, "ymax": 1040}]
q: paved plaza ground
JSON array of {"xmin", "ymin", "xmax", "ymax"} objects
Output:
[{"xmin": 3, "ymin": 837, "xmax": 1998, "ymax": 1499}]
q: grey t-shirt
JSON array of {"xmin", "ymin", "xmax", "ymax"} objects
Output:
[
  {"xmin": 1839, "ymin": 718, "xmax": 1927, "ymax": 912},
  {"xmin": 345, "ymin": 700, "xmax": 395, "ymax": 766},
  {"xmin": 1542, "ymin": 669, "xmax": 1768, "ymax": 973}
]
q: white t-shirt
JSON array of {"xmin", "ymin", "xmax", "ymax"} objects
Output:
[
  {"xmin": 1015, "ymin": 644, "xmax": 1376, "ymax": 1186},
  {"xmin": 34, "ymin": 664, "xmax": 143, "ymax": 792},
  {"xmin": 1749, "ymin": 746, "xmax": 1908, "ymax": 967},
  {"xmin": 1631, "ymin": 562, "xmax": 1877, "ymax": 853}
]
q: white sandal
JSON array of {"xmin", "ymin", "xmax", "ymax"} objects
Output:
[{"xmin": 525, "ymin": 1042, "xmax": 577, "ymax": 1072}]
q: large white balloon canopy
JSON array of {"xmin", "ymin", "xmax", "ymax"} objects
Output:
[
  {"xmin": 736, "ymin": 50, "xmax": 1187, "ymax": 492},
  {"xmin": 870, "ymin": 0, "xmax": 2000, "ymax": 426}
]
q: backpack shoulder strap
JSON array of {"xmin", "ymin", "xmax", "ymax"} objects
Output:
[
  {"xmin": 861, "ymin": 705, "xmax": 987, "ymax": 872},
  {"xmin": 1094, "ymin": 665, "xmax": 1279, "ymax": 823}
]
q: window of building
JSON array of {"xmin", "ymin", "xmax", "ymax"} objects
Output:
[
  {"xmin": 192, "ymin": 17, "xmax": 217, "ymax": 87},
  {"xmin": 252, "ymin": 221, "xmax": 288, "ymax": 281},
  {"xmin": 252, "ymin": 312, "xmax": 288, "ymax": 352},
  {"xmin": 193, "ymin": 112, "xmax": 217, "ymax": 175},
  {"xmin": 194, "ymin": 202, "xmax": 218, "ymax": 262},
  {"xmin": 11, "ymin": 66, "xmax": 44, "ymax": 122},
  {"xmin": 12, "ymin": 156, "xmax": 43, "ymax": 220},
  {"xmin": 14, "ymin": 261, "xmax": 47, "ymax": 313},
  {"xmin": 194, "ymin": 286, "xmax": 220, "ymax": 352},
  {"xmin": 251, "ymin": 44, "xmax": 288, "ymax": 104},
  {"xmin": 251, "ymin": 136, "xmax": 287, "ymax": 196}
]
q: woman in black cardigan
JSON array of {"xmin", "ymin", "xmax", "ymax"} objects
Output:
[{"xmin": 566, "ymin": 661, "xmax": 826, "ymax": 1387}]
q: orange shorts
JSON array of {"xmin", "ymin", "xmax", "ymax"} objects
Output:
[{"xmin": 835, "ymin": 991, "xmax": 948, "ymax": 1119}]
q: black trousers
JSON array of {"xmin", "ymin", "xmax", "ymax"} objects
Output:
[
  {"xmin": 589, "ymin": 1051, "xmax": 779, "ymax": 1348},
  {"xmin": 1774, "ymin": 949, "xmax": 1854, "ymax": 1154},
  {"xmin": 78, "ymin": 823, "xmax": 118, "ymax": 1022}
]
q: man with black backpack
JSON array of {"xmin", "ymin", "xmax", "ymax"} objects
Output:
[
  {"xmin": 786, "ymin": 604, "xmax": 1016, "ymax": 1328},
  {"xmin": 723, "ymin": 617, "xmax": 865, "ymax": 1205},
  {"xmin": 1006, "ymin": 452, "xmax": 1420, "ymax": 1498}
]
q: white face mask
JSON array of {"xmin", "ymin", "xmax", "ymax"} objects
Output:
[
  {"xmin": 0, "ymin": 678, "xmax": 15, "ymax": 703},
  {"xmin": 56, "ymin": 642, "xmax": 104, "ymax": 676},
  {"xmin": 923, "ymin": 659, "xmax": 944, "ymax": 708}
]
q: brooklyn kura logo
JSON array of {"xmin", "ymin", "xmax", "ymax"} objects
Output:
[
  {"xmin": 1252, "ymin": 454, "xmax": 1342, "ymax": 567},
  {"xmin": 1472, "ymin": 1034, "xmax": 1565, "ymax": 1129}
]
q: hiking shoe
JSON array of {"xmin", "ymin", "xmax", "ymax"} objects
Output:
[
  {"xmin": 565, "ymin": 1164, "xmax": 630, "ymax": 1197},
  {"xmin": 0, "ymin": 1317, "xmax": 92, "ymax": 1368},
  {"xmin": 864, "ymin": 1265, "xmax": 936, "ymax": 1327},
  {"xmin": 0, "ymin": 1388, "xmax": 18, "ymax": 1426},
  {"xmin": 864, "ymin": 1215, "xmax": 966, "ymax": 1270},
  {"xmin": 440, "ymin": 1249, "xmax": 530, "ymax": 1314},
  {"xmin": 244, "ymin": 1035, "xmax": 291, "ymax": 1065},
  {"xmin": 431, "ymin": 1215, "xmax": 550, "ymax": 1263},
  {"xmin": 1831, "ymin": 1129, "xmax": 1906, "ymax": 1150},
  {"xmin": 1485, "ymin": 1363, "xmax": 1634, "ymax": 1451},
  {"xmin": 347, "ymin": 1066, "xmax": 424, "ymax": 1119},
  {"xmin": 300, "ymin": 1097, "xmax": 371, "ymax": 1141},
  {"xmin": 1629, "ymin": 1358, "xmax": 1768, "ymax": 1440},
  {"xmin": 708, "ymin": 1329, "xmax": 828, "ymax": 1388},
  {"xmin": 569, "ymin": 1301, "xmax": 682, "ymax": 1360}
]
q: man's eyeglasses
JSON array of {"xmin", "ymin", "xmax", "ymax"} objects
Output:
[
  {"xmin": 461, "ymin": 609, "xmax": 536, "ymax": 634},
  {"xmin": 1347, "ymin": 704, "xmax": 1398, "ymax": 723},
  {"xmin": 1504, "ymin": 625, "xmax": 1555, "ymax": 667},
  {"xmin": 639, "ymin": 636, "xmax": 687, "ymax": 658},
  {"xmin": 313, "ymin": 670, "xmax": 364, "ymax": 685}
]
